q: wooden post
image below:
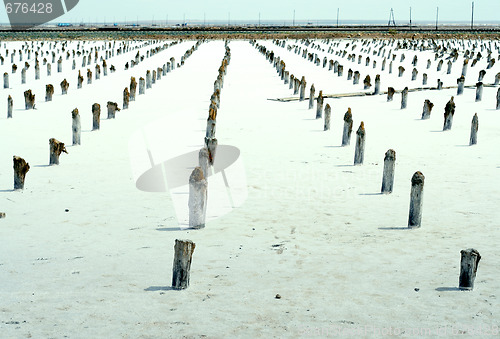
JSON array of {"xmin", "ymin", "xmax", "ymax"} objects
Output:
[
  {"xmin": 24, "ymin": 90, "xmax": 35, "ymax": 110},
  {"xmin": 408, "ymin": 171, "xmax": 424, "ymax": 228},
  {"xmin": 7, "ymin": 95, "xmax": 13, "ymax": 118},
  {"xmin": 3, "ymin": 72, "xmax": 8, "ymax": 88},
  {"xmin": 421, "ymin": 99, "xmax": 434, "ymax": 120},
  {"xmin": 35, "ymin": 63, "xmax": 40, "ymax": 80},
  {"xmin": 374, "ymin": 75, "xmax": 380, "ymax": 94},
  {"xmin": 342, "ymin": 108, "xmax": 353, "ymax": 146},
  {"xmin": 13, "ymin": 156, "xmax": 30, "ymax": 190},
  {"xmin": 470, "ymin": 113, "xmax": 478, "ymax": 145},
  {"xmin": 139, "ymin": 77, "xmax": 145, "ymax": 95},
  {"xmin": 446, "ymin": 60, "xmax": 452, "ymax": 74},
  {"xmin": 289, "ymin": 74, "xmax": 295, "ymax": 90},
  {"xmin": 172, "ymin": 239, "xmax": 196, "ymax": 290},
  {"xmin": 363, "ymin": 75, "xmax": 371, "ymax": 90},
  {"xmin": 494, "ymin": 72, "xmax": 500, "ymax": 86},
  {"xmin": 47, "ymin": 63, "xmax": 51, "ymax": 76},
  {"xmin": 146, "ymin": 70, "xmax": 152, "ymax": 89},
  {"xmin": 462, "ymin": 59, "xmax": 468, "ymax": 76},
  {"xmin": 497, "ymin": 88, "xmax": 500, "ymax": 110},
  {"xmin": 130, "ymin": 77, "xmax": 137, "ymax": 101},
  {"xmin": 478, "ymin": 70, "xmax": 486, "ymax": 82},
  {"xmin": 381, "ymin": 149, "xmax": 396, "ymax": 193},
  {"xmin": 45, "ymin": 84, "xmax": 54, "ymax": 101},
  {"xmin": 72, "ymin": 108, "xmax": 81, "ymax": 145},
  {"xmin": 103, "ymin": 60, "xmax": 108, "ymax": 76},
  {"xmin": 354, "ymin": 122, "xmax": 365, "ymax": 165},
  {"xmin": 422, "ymin": 73, "xmax": 428, "ymax": 85},
  {"xmin": 199, "ymin": 148, "xmax": 210, "ymax": 179},
  {"xmin": 60, "ymin": 79, "xmax": 69, "ymax": 95},
  {"xmin": 315, "ymin": 90, "xmax": 323, "ymax": 119},
  {"xmin": 77, "ymin": 71, "xmax": 83, "ymax": 89},
  {"xmin": 299, "ymin": 76, "xmax": 306, "ymax": 101},
  {"xmin": 398, "ymin": 66, "xmax": 405, "ymax": 77},
  {"xmin": 443, "ymin": 96, "xmax": 456, "ymax": 131},
  {"xmin": 92, "ymin": 103, "xmax": 100, "ymax": 130},
  {"xmin": 353, "ymin": 71, "xmax": 360, "ymax": 84},
  {"xmin": 107, "ymin": 101, "xmax": 120, "ymax": 119},
  {"xmin": 411, "ymin": 68, "xmax": 418, "ymax": 81},
  {"xmin": 387, "ymin": 87, "xmax": 395, "ymax": 101},
  {"xmin": 347, "ymin": 69, "xmax": 353, "ymax": 80},
  {"xmin": 308, "ymin": 84, "xmax": 315, "ymax": 109},
  {"xmin": 437, "ymin": 79, "xmax": 443, "ymax": 90},
  {"xmin": 206, "ymin": 138, "xmax": 217, "ymax": 166},
  {"xmin": 95, "ymin": 64, "xmax": 100, "ymax": 80},
  {"xmin": 389, "ymin": 60, "xmax": 393, "ymax": 74},
  {"xmin": 337, "ymin": 65, "xmax": 343, "ymax": 77},
  {"xmin": 475, "ymin": 82, "xmax": 483, "ymax": 102},
  {"xmin": 401, "ymin": 87, "xmax": 408, "ymax": 109},
  {"xmin": 188, "ymin": 167, "xmax": 208, "ymax": 229},
  {"xmin": 324, "ymin": 103, "xmax": 331, "ymax": 131},
  {"xmin": 57, "ymin": 58, "xmax": 62, "ymax": 72},
  {"xmin": 123, "ymin": 88, "xmax": 130, "ymax": 109},
  {"xmin": 457, "ymin": 76, "xmax": 465, "ymax": 95},
  {"xmin": 21, "ymin": 67, "xmax": 26, "ymax": 84},
  {"xmin": 437, "ymin": 59, "xmax": 443, "ymax": 71},
  {"xmin": 49, "ymin": 138, "xmax": 68, "ymax": 165},
  {"xmin": 459, "ymin": 248, "xmax": 481, "ymax": 291}
]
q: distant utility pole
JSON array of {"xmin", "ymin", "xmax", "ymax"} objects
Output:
[
  {"xmin": 409, "ymin": 7, "xmax": 412, "ymax": 30},
  {"xmin": 388, "ymin": 8, "xmax": 396, "ymax": 26},
  {"xmin": 293, "ymin": 9, "xmax": 295, "ymax": 26},
  {"xmin": 435, "ymin": 7, "xmax": 439, "ymax": 30},
  {"xmin": 471, "ymin": 1, "xmax": 474, "ymax": 29},
  {"xmin": 337, "ymin": 8, "xmax": 339, "ymax": 27}
]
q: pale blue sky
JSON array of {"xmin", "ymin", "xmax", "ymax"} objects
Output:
[{"xmin": 2, "ymin": 0, "xmax": 500, "ymax": 24}]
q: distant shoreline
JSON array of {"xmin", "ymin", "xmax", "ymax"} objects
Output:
[{"xmin": 1, "ymin": 25, "xmax": 499, "ymax": 40}]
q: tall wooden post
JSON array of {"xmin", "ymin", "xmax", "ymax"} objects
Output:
[
  {"xmin": 308, "ymin": 84, "xmax": 315, "ymax": 109},
  {"xmin": 381, "ymin": 149, "xmax": 396, "ymax": 193},
  {"xmin": 315, "ymin": 90, "xmax": 323, "ymax": 119},
  {"xmin": 299, "ymin": 76, "xmax": 306, "ymax": 101},
  {"xmin": 354, "ymin": 122, "xmax": 366, "ymax": 165},
  {"xmin": 324, "ymin": 104, "xmax": 331, "ymax": 131},
  {"xmin": 342, "ymin": 108, "xmax": 353, "ymax": 146},
  {"xmin": 72, "ymin": 108, "xmax": 81, "ymax": 145},
  {"xmin": 172, "ymin": 239, "xmax": 196, "ymax": 290},
  {"xmin": 123, "ymin": 88, "xmax": 130, "ymax": 109},
  {"xmin": 408, "ymin": 171, "xmax": 424, "ymax": 228},
  {"xmin": 475, "ymin": 82, "xmax": 483, "ymax": 102},
  {"xmin": 188, "ymin": 167, "xmax": 207, "ymax": 229},
  {"xmin": 387, "ymin": 87, "xmax": 395, "ymax": 101},
  {"xmin": 107, "ymin": 101, "xmax": 120, "ymax": 119},
  {"xmin": 421, "ymin": 99, "xmax": 434, "ymax": 120},
  {"xmin": 7, "ymin": 95, "xmax": 13, "ymax": 118},
  {"xmin": 443, "ymin": 96, "xmax": 455, "ymax": 131},
  {"xmin": 92, "ymin": 103, "xmax": 100, "ymax": 130},
  {"xmin": 469, "ymin": 113, "xmax": 478, "ymax": 145},
  {"xmin": 13, "ymin": 156, "xmax": 30, "ymax": 190},
  {"xmin": 49, "ymin": 138, "xmax": 68, "ymax": 165},
  {"xmin": 401, "ymin": 87, "xmax": 408, "ymax": 109},
  {"xmin": 130, "ymin": 77, "xmax": 137, "ymax": 101},
  {"xmin": 459, "ymin": 249, "xmax": 481, "ymax": 291}
]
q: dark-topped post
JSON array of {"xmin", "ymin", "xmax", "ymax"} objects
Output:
[
  {"xmin": 13, "ymin": 156, "xmax": 30, "ymax": 190},
  {"xmin": 408, "ymin": 171, "xmax": 425, "ymax": 228},
  {"xmin": 469, "ymin": 113, "xmax": 478, "ymax": 145},
  {"xmin": 381, "ymin": 149, "xmax": 396, "ymax": 193},
  {"xmin": 342, "ymin": 108, "xmax": 353, "ymax": 146},
  {"xmin": 459, "ymin": 249, "xmax": 481, "ymax": 291},
  {"xmin": 172, "ymin": 239, "xmax": 196, "ymax": 290},
  {"xmin": 353, "ymin": 122, "xmax": 365, "ymax": 165}
]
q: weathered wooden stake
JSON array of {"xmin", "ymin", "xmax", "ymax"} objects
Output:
[
  {"xmin": 49, "ymin": 138, "xmax": 68, "ymax": 165},
  {"xmin": 401, "ymin": 87, "xmax": 408, "ymax": 109},
  {"xmin": 13, "ymin": 156, "xmax": 30, "ymax": 190},
  {"xmin": 188, "ymin": 167, "xmax": 208, "ymax": 229},
  {"xmin": 443, "ymin": 96, "xmax": 456, "ymax": 131},
  {"xmin": 45, "ymin": 84, "xmax": 54, "ymax": 101},
  {"xmin": 172, "ymin": 239, "xmax": 196, "ymax": 290},
  {"xmin": 107, "ymin": 101, "xmax": 120, "ymax": 119},
  {"xmin": 457, "ymin": 76, "xmax": 465, "ymax": 95},
  {"xmin": 459, "ymin": 248, "xmax": 481, "ymax": 291},
  {"xmin": 342, "ymin": 108, "xmax": 353, "ymax": 146},
  {"xmin": 408, "ymin": 171, "xmax": 425, "ymax": 228},
  {"xmin": 87, "ymin": 69, "xmax": 92, "ymax": 84},
  {"xmin": 308, "ymin": 84, "xmax": 315, "ymax": 109},
  {"xmin": 3, "ymin": 72, "xmax": 8, "ymax": 88},
  {"xmin": 72, "ymin": 108, "xmax": 81, "ymax": 145},
  {"xmin": 130, "ymin": 77, "xmax": 137, "ymax": 101},
  {"xmin": 387, "ymin": 87, "xmax": 395, "ymax": 102},
  {"xmin": 418, "ymin": 98, "xmax": 433, "ymax": 119},
  {"xmin": 422, "ymin": 73, "xmax": 428, "ymax": 85},
  {"xmin": 353, "ymin": 71, "xmax": 360, "ymax": 84},
  {"xmin": 146, "ymin": 70, "xmax": 152, "ymax": 89},
  {"xmin": 24, "ymin": 90, "xmax": 35, "ymax": 109},
  {"xmin": 469, "ymin": 113, "xmax": 478, "ymax": 145},
  {"xmin": 353, "ymin": 122, "xmax": 365, "ymax": 165},
  {"xmin": 123, "ymin": 88, "xmax": 130, "ymax": 109},
  {"xmin": 206, "ymin": 138, "xmax": 217, "ymax": 166},
  {"xmin": 60, "ymin": 79, "xmax": 69, "ymax": 95},
  {"xmin": 381, "ymin": 149, "xmax": 396, "ymax": 193},
  {"xmin": 497, "ymin": 88, "xmax": 500, "ymax": 110},
  {"xmin": 374, "ymin": 75, "xmax": 380, "ymax": 94},
  {"xmin": 324, "ymin": 103, "xmax": 331, "ymax": 131},
  {"xmin": 77, "ymin": 71, "xmax": 83, "ymax": 89},
  {"xmin": 7, "ymin": 95, "xmax": 13, "ymax": 118},
  {"xmin": 199, "ymin": 148, "xmax": 210, "ymax": 179},
  {"xmin": 139, "ymin": 77, "xmax": 145, "ymax": 95},
  {"xmin": 299, "ymin": 76, "xmax": 306, "ymax": 101},
  {"xmin": 92, "ymin": 103, "xmax": 100, "ymax": 130},
  {"xmin": 315, "ymin": 90, "xmax": 323, "ymax": 119},
  {"xmin": 475, "ymin": 82, "xmax": 483, "ymax": 102},
  {"xmin": 21, "ymin": 67, "xmax": 26, "ymax": 84}
]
